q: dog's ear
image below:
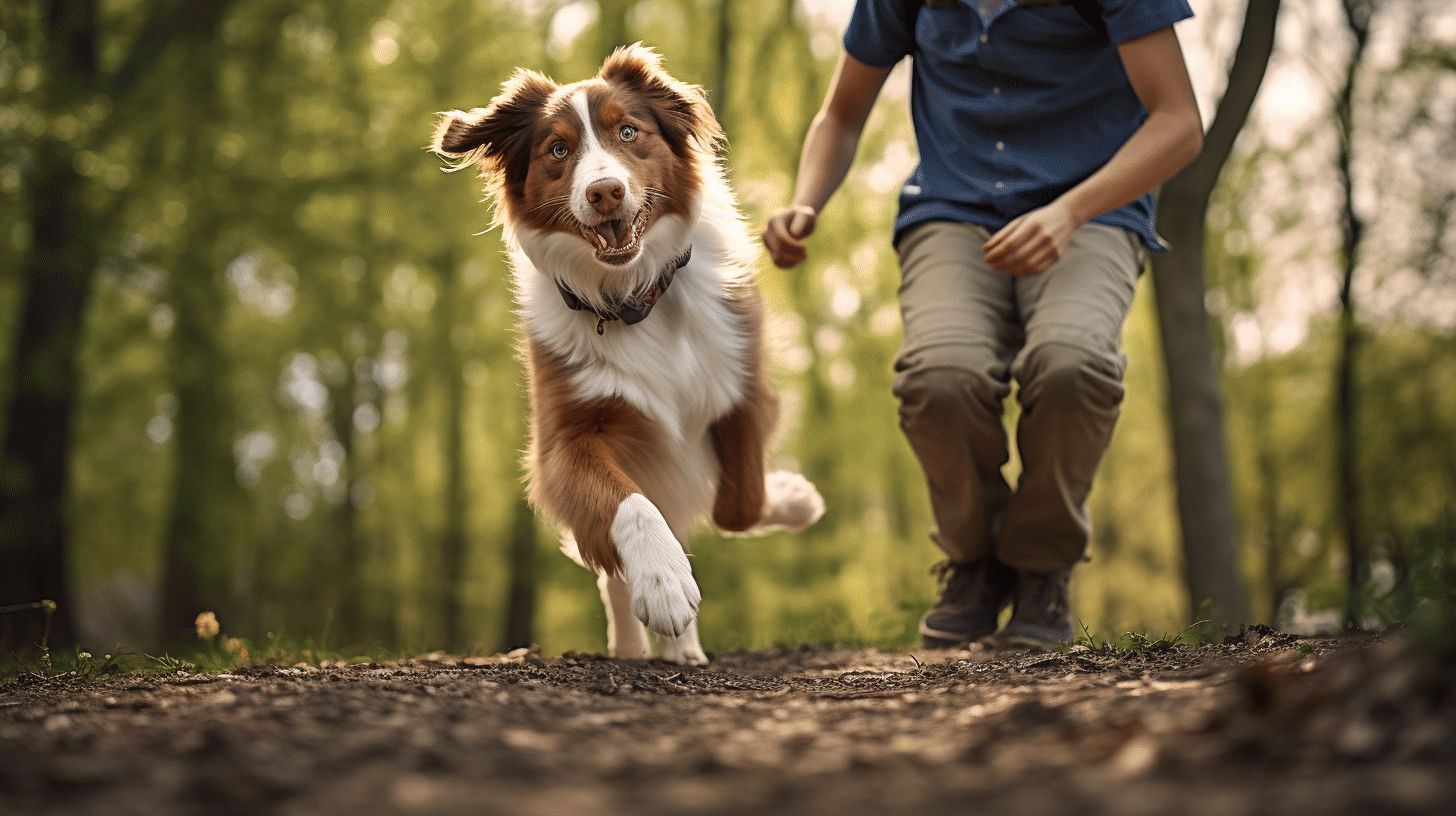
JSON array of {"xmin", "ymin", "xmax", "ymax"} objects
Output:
[
  {"xmin": 431, "ymin": 69, "xmax": 557, "ymax": 189},
  {"xmin": 599, "ymin": 44, "xmax": 723, "ymax": 157}
]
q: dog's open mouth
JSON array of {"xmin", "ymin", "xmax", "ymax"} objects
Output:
[{"xmin": 580, "ymin": 203, "xmax": 651, "ymax": 265}]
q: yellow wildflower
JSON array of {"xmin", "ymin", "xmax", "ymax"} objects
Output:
[{"xmin": 194, "ymin": 611, "xmax": 220, "ymax": 639}]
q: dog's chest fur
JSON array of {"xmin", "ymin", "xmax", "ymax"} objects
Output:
[{"xmin": 516, "ymin": 243, "xmax": 751, "ymax": 443}]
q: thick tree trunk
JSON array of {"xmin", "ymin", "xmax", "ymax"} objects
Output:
[
  {"xmin": 0, "ymin": 2, "xmax": 98, "ymax": 655},
  {"xmin": 1150, "ymin": 0, "xmax": 1280, "ymax": 631},
  {"xmin": 154, "ymin": 4, "xmax": 239, "ymax": 649},
  {"xmin": 158, "ymin": 213, "xmax": 238, "ymax": 647}
]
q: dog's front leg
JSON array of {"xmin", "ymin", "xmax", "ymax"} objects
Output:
[
  {"xmin": 610, "ymin": 493, "xmax": 700, "ymax": 638},
  {"xmin": 598, "ymin": 573, "xmax": 651, "ymax": 660},
  {"xmin": 604, "ymin": 578, "xmax": 709, "ymax": 665},
  {"xmin": 533, "ymin": 404, "xmax": 700, "ymax": 639},
  {"xmin": 709, "ymin": 373, "xmax": 776, "ymax": 533},
  {"xmin": 711, "ymin": 377, "xmax": 825, "ymax": 534}
]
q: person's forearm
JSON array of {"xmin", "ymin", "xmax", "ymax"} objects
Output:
[
  {"xmin": 789, "ymin": 110, "xmax": 865, "ymax": 214},
  {"xmin": 1059, "ymin": 26, "xmax": 1203, "ymax": 227},
  {"xmin": 788, "ymin": 53, "xmax": 890, "ymax": 215},
  {"xmin": 1057, "ymin": 108, "xmax": 1203, "ymax": 227}
]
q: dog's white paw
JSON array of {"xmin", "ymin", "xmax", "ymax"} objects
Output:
[
  {"xmin": 658, "ymin": 624, "xmax": 709, "ymax": 666},
  {"xmin": 628, "ymin": 568, "xmax": 701, "ymax": 639},
  {"xmin": 612, "ymin": 494, "xmax": 701, "ymax": 638},
  {"xmin": 754, "ymin": 470, "xmax": 825, "ymax": 533}
]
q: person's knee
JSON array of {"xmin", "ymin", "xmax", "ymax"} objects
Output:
[
  {"xmin": 893, "ymin": 363, "xmax": 1007, "ymax": 428},
  {"xmin": 1016, "ymin": 342, "xmax": 1124, "ymax": 413}
]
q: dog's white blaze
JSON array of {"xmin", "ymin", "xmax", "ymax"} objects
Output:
[
  {"xmin": 610, "ymin": 493, "xmax": 700, "ymax": 638},
  {"xmin": 567, "ymin": 90, "xmax": 637, "ymax": 227}
]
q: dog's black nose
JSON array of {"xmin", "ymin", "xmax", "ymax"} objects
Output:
[{"xmin": 586, "ymin": 178, "xmax": 625, "ymax": 215}]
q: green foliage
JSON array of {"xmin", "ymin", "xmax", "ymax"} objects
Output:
[
  {"xmin": 1069, "ymin": 620, "xmax": 1208, "ymax": 655},
  {"xmin": 0, "ymin": 647, "xmax": 148, "ymax": 684},
  {"xmin": 3, "ymin": 0, "xmax": 1453, "ymax": 661}
]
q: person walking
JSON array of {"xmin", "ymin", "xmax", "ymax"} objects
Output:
[{"xmin": 763, "ymin": 0, "xmax": 1203, "ymax": 649}]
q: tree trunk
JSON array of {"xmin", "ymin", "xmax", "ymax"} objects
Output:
[
  {"xmin": 154, "ymin": 4, "xmax": 239, "ymax": 649},
  {"xmin": 1335, "ymin": 0, "xmax": 1373, "ymax": 631},
  {"xmin": 0, "ymin": 2, "xmax": 98, "ymax": 655},
  {"xmin": 328, "ymin": 328, "xmax": 377, "ymax": 648},
  {"xmin": 436, "ymin": 251, "xmax": 472, "ymax": 653},
  {"xmin": 1150, "ymin": 0, "xmax": 1280, "ymax": 631},
  {"xmin": 596, "ymin": 0, "xmax": 632, "ymax": 61},
  {"xmin": 158, "ymin": 213, "xmax": 239, "ymax": 647},
  {"xmin": 501, "ymin": 491, "xmax": 539, "ymax": 653},
  {"xmin": 712, "ymin": 0, "xmax": 733, "ymax": 137},
  {"xmin": 1, "ymin": 2, "xmax": 234, "ymax": 654}
]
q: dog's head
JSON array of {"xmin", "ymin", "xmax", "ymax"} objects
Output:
[{"xmin": 433, "ymin": 45, "xmax": 721, "ymax": 290}]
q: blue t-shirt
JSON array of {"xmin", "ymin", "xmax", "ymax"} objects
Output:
[{"xmin": 843, "ymin": 0, "xmax": 1195, "ymax": 251}]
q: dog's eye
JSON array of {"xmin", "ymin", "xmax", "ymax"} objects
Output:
[
  {"xmin": 619, "ymin": 125, "xmax": 637, "ymax": 143},
  {"xmin": 550, "ymin": 142, "xmax": 569, "ymax": 160}
]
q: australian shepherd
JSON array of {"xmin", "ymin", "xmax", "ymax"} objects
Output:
[{"xmin": 431, "ymin": 45, "xmax": 824, "ymax": 665}]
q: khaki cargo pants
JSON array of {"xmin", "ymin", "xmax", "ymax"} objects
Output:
[{"xmin": 892, "ymin": 220, "xmax": 1146, "ymax": 574}]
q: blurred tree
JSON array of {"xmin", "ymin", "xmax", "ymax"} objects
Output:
[
  {"xmin": 1, "ymin": 1, "xmax": 228, "ymax": 654},
  {"xmin": 501, "ymin": 472, "xmax": 539, "ymax": 652},
  {"xmin": 323, "ymin": 32, "xmax": 389, "ymax": 650},
  {"xmin": 1204, "ymin": 0, "xmax": 1456, "ymax": 633},
  {"xmin": 1333, "ymin": 0, "xmax": 1373, "ymax": 631},
  {"xmin": 432, "ymin": 246, "xmax": 472, "ymax": 652},
  {"xmin": 711, "ymin": 0, "xmax": 734, "ymax": 132},
  {"xmin": 598, "ymin": 0, "xmax": 632, "ymax": 61},
  {"xmin": 0, "ymin": 0, "xmax": 94, "ymax": 655},
  {"xmin": 9, "ymin": 0, "xmax": 1447, "ymax": 661},
  {"xmin": 1150, "ymin": 0, "xmax": 1279, "ymax": 630},
  {"xmin": 155, "ymin": 3, "xmax": 238, "ymax": 648}
]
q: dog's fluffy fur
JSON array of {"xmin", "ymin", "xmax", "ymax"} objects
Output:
[{"xmin": 431, "ymin": 45, "xmax": 823, "ymax": 664}]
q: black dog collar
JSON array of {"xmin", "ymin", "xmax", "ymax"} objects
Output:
[{"xmin": 557, "ymin": 247, "xmax": 692, "ymax": 335}]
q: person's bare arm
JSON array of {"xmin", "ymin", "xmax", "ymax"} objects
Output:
[
  {"xmin": 982, "ymin": 26, "xmax": 1203, "ymax": 276},
  {"xmin": 763, "ymin": 53, "xmax": 892, "ymax": 269}
]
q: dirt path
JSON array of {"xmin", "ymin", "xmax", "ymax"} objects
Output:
[{"xmin": 2, "ymin": 630, "xmax": 1453, "ymax": 816}]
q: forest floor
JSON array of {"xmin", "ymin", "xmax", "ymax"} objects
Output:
[{"xmin": 2, "ymin": 627, "xmax": 1454, "ymax": 816}]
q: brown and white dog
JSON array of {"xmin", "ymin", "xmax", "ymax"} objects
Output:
[{"xmin": 431, "ymin": 45, "xmax": 824, "ymax": 665}]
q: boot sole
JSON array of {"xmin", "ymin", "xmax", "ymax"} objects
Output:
[
  {"xmin": 918, "ymin": 619, "xmax": 994, "ymax": 649},
  {"xmin": 987, "ymin": 629, "xmax": 1072, "ymax": 653}
]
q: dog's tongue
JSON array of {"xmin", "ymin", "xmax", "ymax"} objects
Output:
[{"xmin": 592, "ymin": 219, "xmax": 631, "ymax": 250}]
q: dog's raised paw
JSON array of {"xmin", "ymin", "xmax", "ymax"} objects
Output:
[
  {"xmin": 628, "ymin": 568, "xmax": 700, "ymax": 638},
  {"xmin": 628, "ymin": 580, "xmax": 699, "ymax": 639},
  {"xmin": 754, "ymin": 470, "xmax": 825, "ymax": 533},
  {"xmin": 612, "ymin": 494, "xmax": 702, "ymax": 638}
]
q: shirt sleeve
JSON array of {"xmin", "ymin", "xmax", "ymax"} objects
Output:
[
  {"xmin": 842, "ymin": 0, "xmax": 916, "ymax": 69},
  {"xmin": 1101, "ymin": 0, "xmax": 1194, "ymax": 45}
]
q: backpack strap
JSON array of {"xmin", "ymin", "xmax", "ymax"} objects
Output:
[
  {"xmin": 897, "ymin": 0, "xmax": 926, "ymax": 52},
  {"xmin": 1066, "ymin": 0, "xmax": 1108, "ymax": 37}
]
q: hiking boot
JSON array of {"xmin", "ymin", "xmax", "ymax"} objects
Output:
[
  {"xmin": 992, "ymin": 568, "xmax": 1074, "ymax": 651},
  {"xmin": 918, "ymin": 558, "xmax": 1016, "ymax": 648}
]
